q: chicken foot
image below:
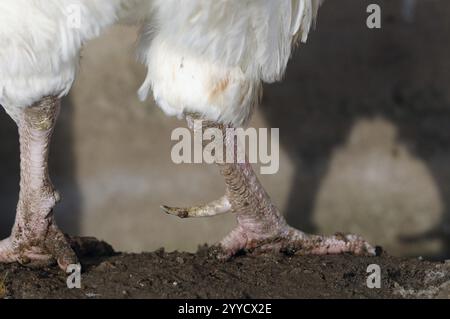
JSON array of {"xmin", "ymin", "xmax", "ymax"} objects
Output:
[
  {"xmin": 0, "ymin": 97, "xmax": 77, "ymax": 270},
  {"xmin": 162, "ymin": 115, "xmax": 377, "ymax": 259}
]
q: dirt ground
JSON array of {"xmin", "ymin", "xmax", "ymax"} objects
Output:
[{"xmin": 0, "ymin": 238, "xmax": 449, "ymax": 299}]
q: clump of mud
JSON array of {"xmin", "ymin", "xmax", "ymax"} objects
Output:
[{"xmin": 0, "ymin": 238, "xmax": 449, "ymax": 299}]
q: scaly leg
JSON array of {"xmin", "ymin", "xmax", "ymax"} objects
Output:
[
  {"xmin": 0, "ymin": 97, "xmax": 77, "ymax": 270},
  {"xmin": 163, "ymin": 116, "xmax": 376, "ymax": 259}
]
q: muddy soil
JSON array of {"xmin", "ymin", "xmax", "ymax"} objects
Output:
[{"xmin": 0, "ymin": 238, "xmax": 449, "ymax": 299}]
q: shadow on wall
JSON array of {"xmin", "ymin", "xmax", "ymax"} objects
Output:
[
  {"xmin": 0, "ymin": 96, "xmax": 81, "ymax": 238},
  {"xmin": 261, "ymin": 0, "xmax": 450, "ymax": 259}
]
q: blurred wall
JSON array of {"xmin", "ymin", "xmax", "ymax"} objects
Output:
[{"xmin": 1, "ymin": 0, "xmax": 449, "ymax": 259}]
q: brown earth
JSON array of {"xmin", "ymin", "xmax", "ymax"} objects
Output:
[{"xmin": 0, "ymin": 238, "xmax": 449, "ymax": 299}]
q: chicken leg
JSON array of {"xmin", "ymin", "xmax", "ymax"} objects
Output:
[
  {"xmin": 162, "ymin": 115, "xmax": 376, "ymax": 259},
  {"xmin": 0, "ymin": 96, "xmax": 77, "ymax": 270}
]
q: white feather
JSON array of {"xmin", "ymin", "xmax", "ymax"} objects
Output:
[
  {"xmin": 137, "ymin": 0, "xmax": 322, "ymax": 126},
  {"xmin": 0, "ymin": 0, "xmax": 125, "ymax": 119},
  {"xmin": 0, "ymin": 0, "xmax": 322, "ymax": 127}
]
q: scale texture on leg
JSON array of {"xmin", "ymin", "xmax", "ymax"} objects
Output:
[
  {"xmin": 162, "ymin": 116, "xmax": 376, "ymax": 259},
  {"xmin": 0, "ymin": 97, "xmax": 77, "ymax": 270}
]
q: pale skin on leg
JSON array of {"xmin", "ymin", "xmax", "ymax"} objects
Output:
[
  {"xmin": 0, "ymin": 96, "xmax": 77, "ymax": 270},
  {"xmin": 162, "ymin": 115, "xmax": 376, "ymax": 259}
]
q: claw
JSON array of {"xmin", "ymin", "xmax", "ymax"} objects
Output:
[
  {"xmin": 0, "ymin": 228, "xmax": 78, "ymax": 271},
  {"xmin": 174, "ymin": 115, "xmax": 377, "ymax": 260},
  {"xmin": 161, "ymin": 205, "xmax": 190, "ymax": 218},
  {"xmin": 161, "ymin": 195, "xmax": 231, "ymax": 218}
]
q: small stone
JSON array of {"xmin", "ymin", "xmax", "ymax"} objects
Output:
[{"xmin": 176, "ymin": 257, "xmax": 184, "ymax": 264}]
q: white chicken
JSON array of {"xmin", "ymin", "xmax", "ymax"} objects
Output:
[{"xmin": 0, "ymin": 0, "xmax": 379, "ymax": 270}]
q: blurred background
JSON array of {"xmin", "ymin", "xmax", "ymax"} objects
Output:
[{"xmin": 1, "ymin": 0, "xmax": 449, "ymax": 259}]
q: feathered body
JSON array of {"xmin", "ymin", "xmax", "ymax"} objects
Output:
[
  {"xmin": 0, "ymin": 0, "xmax": 128, "ymax": 120},
  {"xmin": 137, "ymin": 0, "xmax": 321, "ymax": 126},
  {"xmin": 0, "ymin": 0, "xmax": 320, "ymax": 126}
]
